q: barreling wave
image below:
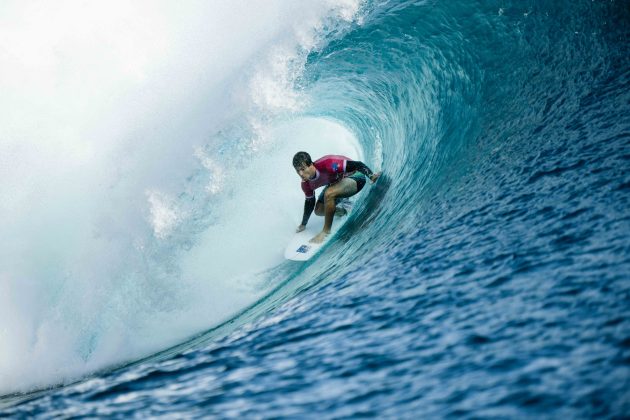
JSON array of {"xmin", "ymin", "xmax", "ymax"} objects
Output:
[{"xmin": 1, "ymin": 0, "xmax": 628, "ymax": 401}]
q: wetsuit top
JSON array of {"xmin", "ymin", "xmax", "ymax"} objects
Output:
[{"xmin": 300, "ymin": 155, "xmax": 351, "ymax": 199}]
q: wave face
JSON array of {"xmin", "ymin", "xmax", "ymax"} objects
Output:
[{"xmin": 2, "ymin": 0, "xmax": 630, "ymax": 417}]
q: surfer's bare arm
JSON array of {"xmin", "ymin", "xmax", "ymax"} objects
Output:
[
  {"xmin": 346, "ymin": 161, "xmax": 381, "ymax": 183},
  {"xmin": 297, "ymin": 197, "xmax": 316, "ymax": 232}
]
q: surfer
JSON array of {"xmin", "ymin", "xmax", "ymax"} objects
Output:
[{"xmin": 293, "ymin": 151, "xmax": 381, "ymax": 244}]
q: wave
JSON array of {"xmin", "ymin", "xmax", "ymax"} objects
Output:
[{"xmin": 2, "ymin": 0, "xmax": 628, "ymax": 397}]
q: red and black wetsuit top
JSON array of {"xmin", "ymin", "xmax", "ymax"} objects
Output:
[{"xmin": 300, "ymin": 155, "xmax": 351, "ymax": 199}]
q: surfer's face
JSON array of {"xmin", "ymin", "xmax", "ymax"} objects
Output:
[{"xmin": 296, "ymin": 163, "xmax": 315, "ymax": 181}]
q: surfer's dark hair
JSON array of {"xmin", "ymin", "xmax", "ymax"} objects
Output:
[{"xmin": 292, "ymin": 151, "xmax": 312, "ymax": 169}]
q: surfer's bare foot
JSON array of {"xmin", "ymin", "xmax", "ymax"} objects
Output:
[
  {"xmin": 310, "ymin": 231, "xmax": 328, "ymax": 244},
  {"xmin": 370, "ymin": 172, "xmax": 382, "ymax": 183}
]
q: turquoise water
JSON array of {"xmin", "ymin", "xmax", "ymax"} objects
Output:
[{"xmin": 1, "ymin": 0, "xmax": 629, "ymax": 417}]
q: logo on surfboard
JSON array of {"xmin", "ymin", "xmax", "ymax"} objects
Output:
[{"xmin": 297, "ymin": 245, "xmax": 310, "ymax": 253}]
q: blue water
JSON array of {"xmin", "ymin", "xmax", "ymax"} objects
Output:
[{"xmin": 2, "ymin": 0, "xmax": 629, "ymax": 417}]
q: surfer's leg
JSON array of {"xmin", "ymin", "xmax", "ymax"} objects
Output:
[
  {"xmin": 314, "ymin": 201, "xmax": 325, "ymax": 216},
  {"xmin": 324, "ymin": 176, "xmax": 363, "ymax": 200},
  {"xmin": 321, "ymin": 178, "xmax": 359, "ymax": 233},
  {"xmin": 315, "ymin": 175, "xmax": 363, "ymax": 219},
  {"xmin": 314, "ymin": 187, "xmax": 327, "ymax": 216}
]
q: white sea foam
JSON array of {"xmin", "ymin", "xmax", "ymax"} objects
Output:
[{"xmin": 0, "ymin": 0, "xmax": 362, "ymax": 394}]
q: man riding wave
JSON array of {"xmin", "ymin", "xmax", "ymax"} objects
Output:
[{"xmin": 293, "ymin": 151, "xmax": 381, "ymax": 244}]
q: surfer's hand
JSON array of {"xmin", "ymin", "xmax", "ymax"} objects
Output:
[
  {"xmin": 296, "ymin": 224, "xmax": 306, "ymax": 233},
  {"xmin": 310, "ymin": 231, "xmax": 328, "ymax": 244},
  {"xmin": 370, "ymin": 172, "xmax": 382, "ymax": 183}
]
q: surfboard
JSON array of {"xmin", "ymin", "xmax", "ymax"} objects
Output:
[{"xmin": 284, "ymin": 200, "xmax": 352, "ymax": 261}]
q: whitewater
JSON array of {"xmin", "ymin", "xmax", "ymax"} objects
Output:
[{"xmin": 1, "ymin": 0, "xmax": 629, "ymax": 417}]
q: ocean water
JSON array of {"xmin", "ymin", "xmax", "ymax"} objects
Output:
[{"xmin": 1, "ymin": 0, "xmax": 629, "ymax": 417}]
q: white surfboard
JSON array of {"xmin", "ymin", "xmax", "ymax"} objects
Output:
[{"xmin": 284, "ymin": 200, "xmax": 352, "ymax": 261}]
